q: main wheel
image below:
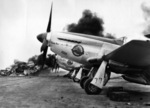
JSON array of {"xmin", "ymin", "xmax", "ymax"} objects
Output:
[
  {"xmin": 84, "ymin": 78, "xmax": 102, "ymax": 95},
  {"xmin": 80, "ymin": 76, "xmax": 89, "ymax": 89}
]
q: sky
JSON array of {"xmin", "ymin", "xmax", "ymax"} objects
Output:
[{"xmin": 0, "ymin": 0, "xmax": 149, "ymax": 69}]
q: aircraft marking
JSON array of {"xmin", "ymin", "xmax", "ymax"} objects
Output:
[{"xmin": 72, "ymin": 45, "xmax": 84, "ymax": 57}]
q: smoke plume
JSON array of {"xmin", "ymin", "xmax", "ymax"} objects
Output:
[{"xmin": 67, "ymin": 10, "xmax": 104, "ymax": 36}]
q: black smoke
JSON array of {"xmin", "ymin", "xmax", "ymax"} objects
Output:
[
  {"xmin": 67, "ymin": 10, "xmax": 104, "ymax": 36},
  {"xmin": 105, "ymin": 33, "xmax": 116, "ymax": 39}
]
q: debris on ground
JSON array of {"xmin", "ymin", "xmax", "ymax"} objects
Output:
[
  {"xmin": 107, "ymin": 87, "xmax": 131, "ymax": 102},
  {"xmin": 0, "ymin": 54, "xmax": 48, "ymax": 76},
  {"xmin": 0, "ymin": 61, "xmax": 41, "ymax": 76},
  {"xmin": 0, "ymin": 53, "xmax": 58, "ymax": 76}
]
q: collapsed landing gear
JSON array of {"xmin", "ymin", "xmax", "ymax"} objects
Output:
[{"xmin": 84, "ymin": 70, "xmax": 111, "ymax": 95}]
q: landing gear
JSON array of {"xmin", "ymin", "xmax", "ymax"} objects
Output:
[
  {"xmin": 63, "ymin": 70, "xmax": 74, "ymax": 79},
  {"xmin": 84, "ymin": 78, "xmax": 102, "ymax": 95},
  {"xmin": 80, "ymin": 76, "xmax": 89, "ymax": 89},
  {"xmin": 73, "ymin": 68, "xmax": 89, "ymax": 83},
  {"xmin": 104, "ymin": 70, "xmax": 111, "ymax": 86},
  {"xmin": 84, "ymin": 70, "xmax": 111, "ymax": 95},
  {"xmin": 79, "ymin": 67, "xmax": 98, "ymax": 89},
  {"xmin": 73, "ymin": 76, "xmax": 80, "ymax": 83},
  {"xmin": 72, "ymin": 69, "xmax": 80, "ymax": 83}
]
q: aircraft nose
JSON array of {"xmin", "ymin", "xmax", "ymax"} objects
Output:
[{"xmin": 37, "ymin": 33, "xmax": 47, "ymax": 43}]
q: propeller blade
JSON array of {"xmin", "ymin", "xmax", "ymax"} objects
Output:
[
  {"xmin": 41, "ymin": 46, "xmax": 48, "ymax": 69},
  {"xmin": 38, "ymin": 2, "xmax": 53, "ymax": 69},
  {"xmin": 47, "ymin": 3, "xmax": 53, "ymax": 32},
  {"xmin": 40, "ymin": 39, "xmax": 48, "ymax": 52}
]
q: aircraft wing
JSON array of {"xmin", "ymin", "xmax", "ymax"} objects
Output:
[
  {"xmin": 87, "ymin": 57, "xmax": 102, "ymax": 64},
  {"xmin": 87, "ymin": 40, "xmax": 150, "ymax": 67},
  {"xmin": 104, "ymin": 40, "xmax": 150, "ymax": 67}
]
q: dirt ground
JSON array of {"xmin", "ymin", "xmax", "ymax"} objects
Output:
[{"xmin": 0, "ymin": 69, "xmax": 150, "ymax": 108}]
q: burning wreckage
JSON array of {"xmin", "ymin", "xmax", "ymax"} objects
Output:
[
  {"xmin": 0, "ymin": 54, "xmax": 56, "ymax": 76},
  {"xmin": 0, "ymin": 56, "xmax": 40, "ymax": 76}
]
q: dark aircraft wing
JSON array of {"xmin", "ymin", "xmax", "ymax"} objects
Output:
[{"xmin": 105, "ymin": 40, "xmax": 150, "ymax": 67}]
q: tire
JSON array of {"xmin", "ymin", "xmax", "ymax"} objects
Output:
[
  {"xmin": 84, "ymin": 78, "xmax": 102, "ymax": 95},
  {"xmin": 80, "ymin": 76, "xmax": 89, "ymax": 89},
  {"xmin": 81, "ymin": 69, "xmax": 90, "ymax": 78}
]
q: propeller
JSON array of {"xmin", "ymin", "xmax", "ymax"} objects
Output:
[
  {"xmin": 47, "ymin": 2, "xmax": 53, "ymax": 32},
  {"xmin": 37, "ymin": 3, "xmax": 53, "ymax": 68}
]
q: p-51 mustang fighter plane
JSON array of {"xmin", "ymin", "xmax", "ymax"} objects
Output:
[{"xmin": 37, "ymin": 4, "xmax": 131, "ymax": 95}]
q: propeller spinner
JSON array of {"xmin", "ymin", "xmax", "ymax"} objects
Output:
[{"xmin": 37, "ymin": 3, "xmax": 53, "ymax": 68}]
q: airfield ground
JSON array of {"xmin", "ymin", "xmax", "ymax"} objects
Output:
[{"xmin": 0, "ymin": 69, "xmax": 150, "ymax": 108}]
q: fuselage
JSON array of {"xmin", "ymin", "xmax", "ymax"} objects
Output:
[
  {"xmin": 56, "ymin": 55, "xmax": 81, "ymax": 71},
  {"xmin": 47, "ymin": 31, "xmax": 123, "ymax": 66}
]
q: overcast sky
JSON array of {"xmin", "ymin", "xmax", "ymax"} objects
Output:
[{"xmin": 0, "ymin": 0, "xmax": 149, "ymax": 69}]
